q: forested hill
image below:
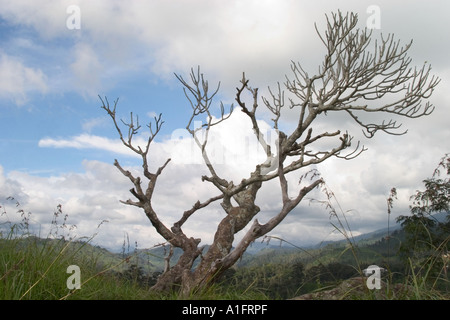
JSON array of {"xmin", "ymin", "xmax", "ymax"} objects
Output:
[{"xmin": 3, "ymin": 210, "xmax": 448, "ymax": 299}]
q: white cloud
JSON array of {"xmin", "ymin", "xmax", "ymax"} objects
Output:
[
  {"xmin": 81, "ymin": 117, "xmax": 108, "ymax": 133},
  {"xmin": 3, "ymin": 160, "xmax": 153, "ymax": 250},
  {"xmin": 38, "ymin": 134, "xmax": 139, "ymax": 157},
  {"xmin": 0, "ymin": 165, "xmax": 26, "ymax": 202},
  {"xmin": 69, "ymin": 43, "xmax": 104, "ymax": 97},
  {"xmin": 1, "ymin": 0, "xmax": 448, "ymax": 98},
  {"xmin": 0, "ymin": 0, "xmax": 72, "ymax": 39},
  {"xmin": 161, "ymin": 111, "xmax": 278, "ymax": 178},
  {"xmin": 0, "ymin": 53, "xmax": 48, "ymax": 106}
]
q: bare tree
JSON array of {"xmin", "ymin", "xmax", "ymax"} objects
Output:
[{"xmin": 100, "ymin": 11, "xmax": 440, "ymax": 295}]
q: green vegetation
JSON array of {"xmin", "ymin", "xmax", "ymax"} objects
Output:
[
  {"xmin": 0, "ymin": 201, "xmax": 267, "ymax": 300},
  {"xmin": 1, "ymin": 207, "xmax": 447, "ymax": 300},
  {"xmin": 217, "ymin": 225, "xmax": 447, "ymax": 300},
  {"xmin": 220, "ymin": 154, "xmax": 449, "ymax": 300},
  {"xmin": 0, "ymin": 225, "xmax": 148, "ymax": 299},
  {"xmin": 1, "ymin": 154, "xmax": 448, "ymax": 300}
]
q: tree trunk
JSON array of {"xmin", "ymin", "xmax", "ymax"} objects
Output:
[{"xmin": 151, "ymin": 188, "xmax": 261, "ymax": 295}]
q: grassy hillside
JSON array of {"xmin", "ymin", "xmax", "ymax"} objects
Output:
[
  {"xmin": 1, "ymin": 201, "xmax": 448, "ymax": 299},
  {"xmin": 217, "ymin": 226, "xmax": 449, "ymax": 299},
  {"xmin": 1, "ymin": 227, "xmax": 448, "ymax": 299}
]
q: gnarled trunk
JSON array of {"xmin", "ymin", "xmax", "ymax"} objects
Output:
[{"xmin": 152, "ymin": 183, "xmax": 262, "ymax": 295}]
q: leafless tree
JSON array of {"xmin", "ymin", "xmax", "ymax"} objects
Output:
[{"xmin": 100, "ymin": 11, "xmax": 440, "ymax": 295}]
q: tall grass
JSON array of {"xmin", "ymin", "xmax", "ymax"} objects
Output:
[
  {"xmin": 0, "ymin": 199, "xmax": 154, "ymax": 299},
  {"xmin": 303, "ymin": 182, "xmax": 450, "ymax": 300},
  {"xmin": 0, "ymin": 198, "xmax": 267, "ymax": 300}
]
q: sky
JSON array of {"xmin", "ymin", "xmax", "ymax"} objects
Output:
[{"xmin": 0, "ymin": 0, "xmax": 449, "ymax": 252}]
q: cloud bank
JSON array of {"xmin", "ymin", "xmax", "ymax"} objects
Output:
[{"xmin": 3, "ymin": 108, "xmax": 445, "ymax": 251}]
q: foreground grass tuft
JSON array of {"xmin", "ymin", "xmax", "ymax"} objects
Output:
[{"xmin": 0, "ymin": 201, "xmax": 267, "ymax": 300}]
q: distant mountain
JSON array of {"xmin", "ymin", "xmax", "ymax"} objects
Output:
[
  {"xmin": 127, "ymin": 211, "xmax": 450, "ymax": 272},
  {"xmin": 7, "ymin": 212, "xmax": 446, "ymax": 276},
  {"xmin": 244, "ymin": 241, "xmax": 293, "ymax": 254},
  {"xmin": 312, "ymin": 211, "xmax": 449, "ymax": 248}
]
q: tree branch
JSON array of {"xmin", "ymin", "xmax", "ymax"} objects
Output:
[
  {"xmin": 172, "ymin": 194, "xmax": 224, "ymax": 234},
  {"xmin": 175, "ymin": 67, "xmax": 234, "ymax": 193},
  {"xmin": 100, "ymin": 96, "xmax": 180, "ymax": 247},
  {"xmin": 236, "ymin": 73, "xmax": 277, "ymax": 174}
]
